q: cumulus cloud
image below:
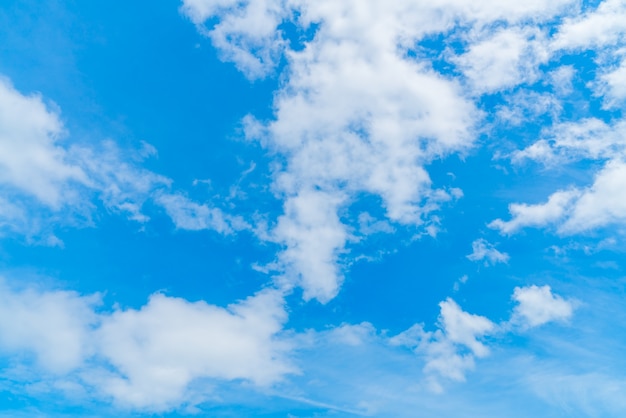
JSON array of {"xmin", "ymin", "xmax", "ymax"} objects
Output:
[
  {"xmin": 0, "ymin": 279, "xmax": 293, "ymax": 412},
  {"xmin": 95, "ymin": 289, "xmax": 293, "ymax": 410},
  {"xmin": 390, "ymin": 284, "xmax": 575, "ymax": 391},
  {"xmin": 180, "ymin": 0, "xmax": 288, "ymax": 78},
  {"xmin": 0, "ymin": 75, "xmax": 246, "ymax": 240},
  {"xmin": 390, "ymin": 298, "xmax": 495, "ymax": 391},
  {"xmin": 179, "ymin": 0, "xmax": 601, "ymax": 303},
  {"xmin": 512, "ymin": 118, "xmax": 626, "ymax": 165},
  {"xmin": 455, "ymin": 27, "xmax": 549, "ymax": 93},
  {"xmin": 0, "ymin": 277, "xmax": 576, "ymax": 410},
  {"xmin": 489, "ymin": 189, "xmax": 581, "ymax": 234},
  {"xmin": 0, "ymin": 279, "xmax": 99, "ymax": 374},
  {"xmin": 552, "ymin": 0, "xmax": 626, "ymax": 50},
  {"xmin": 597, "ymin": 59, "xmax": 626, "ymax": 108},
  {"xmin": 0, "ymin": 77, "xmax": 88, "ymax": 208},
  {"xmin": 512, "ymin": 285, "xmax": 574, "ymax": 328},
  {"xmin": 492, "ymin": 160, "xmax": 626, "ymax": 234},
  {"xmin": 467, "ymin": 239, "xmax": 509, "ymax": 265},
  {"xmin": 498, "ymin": 116, "xmax": 626, "ymax": 234}
]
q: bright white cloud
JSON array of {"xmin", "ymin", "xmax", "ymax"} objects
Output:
[
  {"xmin": 390, "ymin": 298, "xmax": 495, "ymax": 391},
  {"xmin": 0, "ymin": 279, "xmax": 99, "ymax": 374},
  {"xmin": 552, "ymin": 0, "xmax": 626, "ymax": 50},
  {"xmin": 489, "ymin": 189, "xmax": 581, "ymax": 234},
  {"xmin": 497, "ymin": 99, "xmax": 626, "ymax": 234},
  {"xmin": 181, "ymin": 0, "xmax": 288, "ymax": 78},
  {"xmin": 269, "ymin": 189, "xmax": 348, "ymax": 302},
  {"xmin": 186, "ymin": 0, "xmax": 486, "ymax": 302},
  {"xmin": 0, "ymin": 77, "xmax": 87, "ymax": 208},
  {"xmin": 512, "ymin": 285, "xmax": 574, "ymax": 328},
  {"xmin": 0, "ymin": 75, "xmax": 250, "ymax": 240},
  {"xmin": 0, "ymin": 279, "xmax": 294, "ymax": 412},
  {"xmin": 180, "ymin": 0, "xmax": 588, "ymax": 303},
  {"xmin": 95, "ymin": 288, "xmax": 293, "ymax": 411},
  {"xmin": 560, "ymin": 159, "xmax": 626, "ymax": 232},
  {"xmin": 389, "ymin": 285, "xmax": 576, "ymax": 392},
  {"xmin": 513, "ymin": 118, "xmax": 626, "ymax": 165},
  {"xmin": 597, "ymin": 59, "xmax": 626, "ymax": 108},
  {"xmin": 499, "ymin": 115, "xmax": 626, "ymax": 234},
  {"xmin": 455, "ymin": 27, "xmax": 549, "ymax": 93},
  {"xmin": 467, "ymin": 238, "xmax": 509, "ymax": 265}
]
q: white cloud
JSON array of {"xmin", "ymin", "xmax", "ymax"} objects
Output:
[
  {"xmin": 560, "ymin": 159, "xmax": 626, "ymax": 232},
  {"xmin": 549, "ymin": 65, "xmax": 576, "ymax": 96},
  {"xmin": 489, "ymin": 189, "xmax": 581, "ymax": 234},
  {"xmin": 0, "ymin": 279, "xmax": 294, "ymax": 412},
  {"xmin": 0, "ymin": 77, "xmax": 88, "ymax": 209},
  {"xmin": 188, "ymin": 0, "xmax": 487, "ymax": 302},
  {"xmin": 0, "ymin": 279, "xmax": 99, "ymax": 374},
  {"xmin": 390, "ymin": 298, "xmax": 495, "ymax": 390},
  {"xmin": 0, "ymin": 77, "xmax": 168, "ymax": 236},
  {"xmin": 552, "ymin": 0, "xmax": 626, "ymax": 50},
  {"xmin": 501, "ymin": 117, "xmax": 626, "ymax": 234},
  {"xmin": 155, "ymin": 192, "xmax": 249, "ymax": 233},
  {"xmin": 389, "ymin": 285, "xmax": 577, "ymax": 392},
  {"xmin": 180, "ymin": 0, "xmax": 288, "ymax": 78},
  {"xmin": 512, "ymin": 118, "xmax": 626, "ymax": 165},
  {"xmin": 455, "ymin": 27, "xmax": 549, "ymax": 93},
  {"xmin": 495, "ymin": 90, "xmax": 562, "ymax": 127},
  {"xmin": 95, "ymin": 288, "xmax": 293, "ymax": 411},
  {"xmin": 597, "ymin": 58, "xmax": 626, "ymax": 108},
  {"xmin": 75, "ymin": 141, "xmax": 171, "ymax": 223},
  {"xmin": 467, "ymin": 239, "xmax": 509, "ymax": 265},
  {"xmin": 270, "ymin": 190, "xmax": 348, "ymax": 302},
  {"xmin": 0, "ymin": 74, "xmax": 250, "ymax": 240},
  {"xmin": 493, "ymin": 158, "xmax": 626, "ymax": 234},
  {"xmin": 180, "ymin": 0, "xmax": 587, "ymax": 303},
  {"xmin": 512, "ymin": 285, "xmax": 574, "ymax": 328}
]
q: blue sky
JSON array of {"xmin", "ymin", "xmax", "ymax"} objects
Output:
[{"xmin": 1, "ymin": 0, "xmax": 626, "ymax": 416}]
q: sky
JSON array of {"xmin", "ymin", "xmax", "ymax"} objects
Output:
[{"xmin": 0, "ymin": 0, "xmax": 626, "ymax": 416}]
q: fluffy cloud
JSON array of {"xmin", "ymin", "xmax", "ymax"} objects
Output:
[
  {"xmin": 180, "ymin": 0, "xmax": 288, "ymax": 78},
  {"xmin": 0, "ymin": 75, "xmax": 246, "ymax": 240},
  {"xmin": 512, "ymin": 118, "xmax": 626, "ymax": 165},
  {"xmin": 391, "ymin": 298, "xmax": 495, "ymax": 391},
  {"xmin": 491, "ymin": 160, "xmax": 626, "ymax": 234},
  {"xmin": 552, "ymin": 0, "xmax": 626, "ymax": 50},
  {"xmin": 95, "ymin": 289, "xmax": 293, "ymax": 410},
  {"xmin": 489, "ymin": 189, "xmax": 581, "ymax": 234},
  {"xmin": 466, "ymin": 238, "xmax": 509, "ymax": 265},
  {"xmin": 0, "ymin": 279, "xmax": 99, "ymax": 374},
  {"xmin": 497, "ymin": 116, "xmax": 626, "ymax": 234},
  {"xmin": 597, "ymin": 59, "xmax": 626, "ymax": 108},
  {"xmin": 0, "ymin": 77, "xmax": 88, "ymax": 208},
  {"xmin": 180, "ymin": 0, "xmax": 599, "ymax": 302},
  {"xmin": 185, "ymin": 0, "xmax": 485, "ymax": 302},
  {"xmin": 391, "ymin": 285, "xmax": 575, "ymax": 391},
  {"xmin": 0, "ymin": 279, "xmax": 293, "ymax": 412},
  {"xmin": 511, "ymin": 285, "xmax": 574, "ymax": 328},
  {"xmin": 0, "ymin": 277, "xmax": 576, "ymax": 411},
  {"xmin": 455, "ymin": 27, "xmax": 549, "ymax": 93}
]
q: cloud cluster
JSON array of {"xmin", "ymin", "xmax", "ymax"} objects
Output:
[
  {"xmin": 0, "ymin": 77, "xmax": 237, "ymax": 242},
  {"xmin": 0, "ymin": 276, "xmax": 574, "ymax": 412},
  {"xmin": 180, "ymin": 0, "xmax": 582, "ymax": 302},
  {"xmin": 467, "ymin": 238, "xmax": 509, "ymax": 265},
  {"xmin": 492, "ymin": 1, "xmax": 626, "ymax": 236},
  {"xmin": 390, "ymin": 285, "xmax": 574, "ymax": 391},
  {"xmin": 0, "ymin": 278, "xmax": 293, "ymax": 412},
  {"xmin": 511, "ymin": 285, "xmax": 574, "ymax": 328},
  {"xmin": 494, "ymin": 120, "xmax": 626, "ymax": 234}
]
